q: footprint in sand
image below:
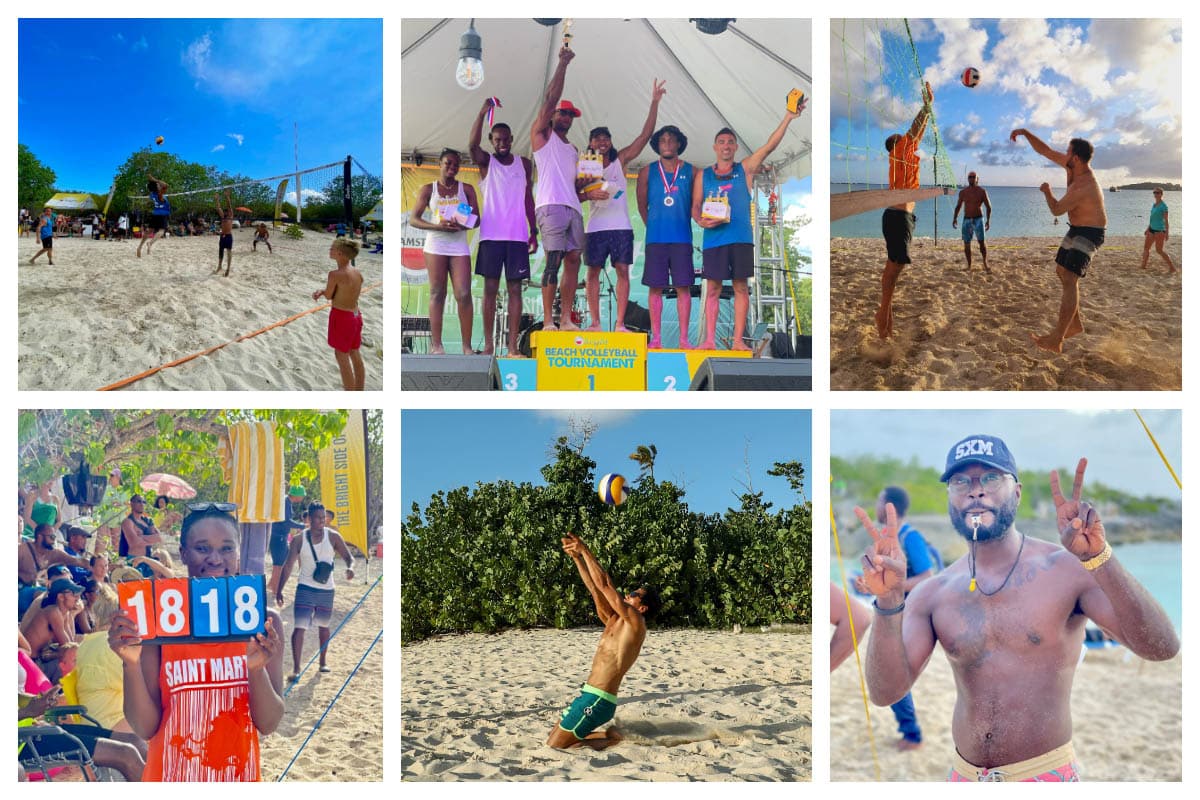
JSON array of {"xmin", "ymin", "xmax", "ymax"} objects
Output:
[
  {"xmin": 616, "ymin": 719, "xmax": 743, "ymax": 747},
  {"xmin": 860, "ymin": 332, "xmax": 902, "ymax": 365}
]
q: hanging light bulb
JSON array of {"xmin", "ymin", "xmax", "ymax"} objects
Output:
[{"xmin": 456, "ymin": 19, "xmax": 484, "ymax": 91}]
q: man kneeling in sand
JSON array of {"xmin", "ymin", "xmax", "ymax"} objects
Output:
[
  {"xmin": 547, "ymin": 532, "xmax": 659, "ymax": 750},
  {"xmin": 1010, "ymin": 129, "xmax": 1107, "ymax": 352},
  {"xmin": 856, "ymin": 434, "xmax": 1178, "ymax": 781}
]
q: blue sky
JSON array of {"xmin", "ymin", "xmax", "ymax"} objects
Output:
[
  {"xmin": 401, "ymin": 410, "xmax": 811, "ymax": 519},
  {"xmin": 832, "ymin": 409, "xmax": 1182, "ymax": 498},
  {"xmin": 832, "ymin": 19, "xmax": 1182, "ymax": 187},
  {"xmin": 19, "ymin": 19, "xmax": 382, "ymax": 194}
]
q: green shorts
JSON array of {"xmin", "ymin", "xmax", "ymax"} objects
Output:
[{"xmin": 559, "ymin": 683, "xmax": 618, "ymax": 739}]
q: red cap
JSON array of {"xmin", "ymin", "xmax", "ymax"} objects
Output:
[{"xmin": 556, "ymin": 100, "xmax": 582, "ymax": 118}]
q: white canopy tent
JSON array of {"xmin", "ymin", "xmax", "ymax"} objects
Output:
[
  {"xmin": 43, "ymin": 192, "xmax": 99, "ymax": 211},
  {"xmin": 401, "ymin": 18, "xmax": 811, "ymax": 179}
]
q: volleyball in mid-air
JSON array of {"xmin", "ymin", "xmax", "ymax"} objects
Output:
[
  {"xmin": 961, "ymin": 67, "xmax": 981, "ymax": 88},
  {"xmin": 598, "ymin": 473, "xmax": 628, "ymax": 506},
  {"xmin": 155, "ymin": 136, "xmax": 164, "ymax": 145}
]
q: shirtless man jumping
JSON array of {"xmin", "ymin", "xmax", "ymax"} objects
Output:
[
  {"xmin": 952, "ymin": 172, "xmax": 992, "ymax": 271},
  {"xmin": 857, "ymin": 434, "xmax": 1179, "ymax": 781},
  {"xmin": 546, "ymin": 532, "xmax": 659, "ymax": 751},
  {"xmin": 1010, "ymin": 130, "xmax": 1107, "ymax": 353}
]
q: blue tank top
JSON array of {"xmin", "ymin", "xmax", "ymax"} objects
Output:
[
  {"xmin": 645, "ymin": 160, "xmax": 694, "ymax": 244},
  {"xmin": 151, "ymin": 191, "xmax": 170, "ymax": 216},
  {"xmin": 1149, "ymin": 200, "xmax": 1168, "ymax": 231},
  {"xmin": 39, "ymin": 216, "xmax": 53, "ymax": 238},
  {"xmin": 701, "ymin": 161, "xmax": 753, "ymax": 248}
]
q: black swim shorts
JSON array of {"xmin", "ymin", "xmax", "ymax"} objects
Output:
[
  {"xmin": 1055, "ymin": 226, "xmax": 1105, "ymax": 278},
  {"xmin": 882, "ymin": 208, "xmax": 915, "ymax": 265}
]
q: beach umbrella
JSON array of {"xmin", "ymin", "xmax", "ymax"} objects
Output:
[
  {"xmin": 140, "ymin": 473, "xmax": 197, "ymax": 499},
  {"xmin": 235, "ymin": 206, "xmax": 253, "ymax": 213}
]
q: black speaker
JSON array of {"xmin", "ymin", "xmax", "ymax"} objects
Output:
[
  {"xmin": 689, "ymin": 358, "xmax": 812, "ymax": 391},
  {"xmin": 623, "ymin": 301, "xmax": 651, "ymax": 333},
  {"xmin": 401, "ymin": 355, "xmax": 501, "ymax": 391}
]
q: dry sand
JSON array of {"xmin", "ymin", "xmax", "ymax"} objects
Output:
[
  {"xmin": 17, "ymin": 228, "xmax": 383, "ymax": 390},
  {"xmin": 830, "ymin": 236, "xmax": 1182, "ymax": 390},
  {"xmin": 402, "ymin": 628, "xmax": 812, "ymax": 781},
  {"xmin": 830, "ymin": 630, "xmax": 1182, "ymax": 781},
  {"xmin": 260, "ymin": 556, "xmax": 385, "ymax": 782}
]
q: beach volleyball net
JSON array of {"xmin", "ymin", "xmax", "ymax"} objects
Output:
[
  {"xmin": 128, "ymin": 156, "xmax": 380, "ymax": 229},
  {"xmin": 830, "ymin": 19, "xmax": 957, "ymax": 220}
]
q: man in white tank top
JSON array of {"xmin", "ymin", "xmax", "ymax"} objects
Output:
[
  {"xmin": 582, "ymin": 79, "xmax": 665, "ymax": 332},
  {"xmin": 276, "ymin": 502, "xmax": 356, "ymax": 682},
  {"xmin": 470, "ymin": 97, "xmax": 537, "ymax": 355},
  {"xmin": 531, "ymin": 46, "xmax": 584, "ymax": 331}
]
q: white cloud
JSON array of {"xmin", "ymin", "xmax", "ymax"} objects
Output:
[
  {"xmin": 132, "ymin": 36, "xmax": 148, "ymax": 52},
  {"xmin": 211, "ymin": 144, "xmax": 226, "ymax": 152},
  {"xmin": 227, "ymin": 133, "xmax": 244, "ymax": 146}
]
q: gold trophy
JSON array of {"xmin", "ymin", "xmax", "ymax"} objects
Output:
[{"xmin": 563, "ymin": 18, "xmax": 573, "ymax": 49}]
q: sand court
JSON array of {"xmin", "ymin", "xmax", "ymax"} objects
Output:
[
  {"xmin": 17, "ymin": 228, "xmax": 383, "ymax": 391},
  {"xmin": 402, "ymin": 628, "xmax": 812, "ymax": 781},
  {"xmin": 830, "ymin": 235, "xmax": 1182, "ymax": 390}
]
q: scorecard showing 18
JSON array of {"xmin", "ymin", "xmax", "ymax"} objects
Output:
[{"xmin": 118, "ymin": 574, "xmax": 267, "ymax": 643}]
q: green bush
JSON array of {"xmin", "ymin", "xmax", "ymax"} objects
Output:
[
  {"xmin": 284, "ymin": 224, "xmax": 304, "ymax": 239},
  {"xmin": 401, "ymin": 440, "xmax": 811, "ymax": 643}
]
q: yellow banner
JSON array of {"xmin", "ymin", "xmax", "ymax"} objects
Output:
[
  {"xmin": 532, "ymin": 330, "xmax": 648, "ymax": 390},
  {"xmin": 318, "ymin": 412, "xmax": 368, "ymax": 556}
]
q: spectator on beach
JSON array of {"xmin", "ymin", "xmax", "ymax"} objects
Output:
[
  {"xmin": 1140, "ymin": 188, "xmax": 1176, "ymax": 273},
  {"xmin": 313, "ymin": 238, "xmax": 366, "ymax": 390},
  {"xmin": 276, "ymin": 502, "xmax": 355, "ymax": 683},
  {"xmin": 29, "ymin": 207, "xmax": 56, "ymax": 266},
  {"xmin": 120, "ymin": 495, "xmax": 162, "ymax": 576},
  {"xmin": 18, "ymin": 523, "xmax": 90, "ymax": 589},
  {"xmin": 254, "ymin": 222, "xmax": 273, "ymax": 253},
  {"xmin": 268, "ymin": 486, "xmax": 306, "ymax": 595},
  {"xmin": 108, "ymin": 503, "xmax": 285, "ymax": 781},
  {"xmin": 61, "ymin": 524, "xmax": 95, "ymax": 587},
  {"xmin": 22, "ymin": 577, "xmax": 85, "ymax": 682}
]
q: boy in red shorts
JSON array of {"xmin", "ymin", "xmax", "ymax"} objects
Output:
[{"xmin": 313, "ymin": 238, "xmax": 365, "ymax": 390}]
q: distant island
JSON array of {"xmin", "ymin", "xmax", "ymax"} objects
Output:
[{"xmin": 1115, "ymin": 182, "xmax": 1182, "ymax": 191}]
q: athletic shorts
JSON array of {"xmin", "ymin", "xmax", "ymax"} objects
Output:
[
  {"xmin": 642, "ymin": 243, "xmax": 696, "ymax": 288},
  {"xmin": 1055, "ymin": 226, "xmax": 1105, "ymax": 278},
  {"xmin": 961, "ymin": 217, "xmax": 985, "ymax": 243},
  {"xmin": 1145, "ymin": 227, "xmax": 1166, "ymax": 237},
  {"xmin": 40, "ymin": 236, "xmax": 53, "ymax": 249},
  {"xmin": 148, "ymin": 215, "xmax": 168, "ymax": 231},
  {"xmin": 269, "ymin": 530, "xmax": 290, "ymax": 567},
  {"xmin": 328, "ymin": 307, "xmax": 363, "ymax": 353},
  {"xmin": 949, "ymin": 742, "xmax": 1080, "ymax": 782},
  {"xmin": 293, "ymin": 584, "xmax": 335, "ymax": 630},
  {"xmin": 535, "ymin": 205, "xmax": 584, "ymax": 253},
  {"xmin": 585, "ymin": 229, "xmax": 634, "ymax": 267},
  {"xmin": 882, "ymin": 208, "xmax": 915, "ymax": 264},
  {"xmin": 701, "ymin": 242, "xmax": 755, "ymax": 281},
  {"xmin": 559, "ymin": 683, "xmax": 618, "ymax": 740},
  {"xmin": 219, "ymin": 233, "xmax": 234, "ymax": 250},
  {"xmin": 475, "ymin": 239, "xmax": 531, "ymax": 281}
]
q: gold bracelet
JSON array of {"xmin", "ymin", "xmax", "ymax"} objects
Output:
[{"xmin": 1081, "ymin": 542, "xmax": 1112, "ymax": 571}]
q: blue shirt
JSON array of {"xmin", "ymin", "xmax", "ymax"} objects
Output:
[
  {"xmin": 151, "ymin": 190, "xmax": 170, "ymax": 216},
  {"xmin": 700, "ymin": 161, "xmax": 753, "ymax": 249},
  {"xmin": 645, "ymin": 160, "xmax": 695, "ymax": 244},
  {"xmin": 1149, "ymin": 200, "xmax": 1168, "ymax": 231},
  {"xmin": 898, "ymin": 523, "xmax": 934, "ymax": 579},
  {"xmin": 39, "ymin": 215, "xmax": 53, "ymax": 238}
]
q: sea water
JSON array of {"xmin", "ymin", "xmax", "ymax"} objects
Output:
[{"xmin": 831, "ymin": 185, "xmax": 1183, "ymax": 240}]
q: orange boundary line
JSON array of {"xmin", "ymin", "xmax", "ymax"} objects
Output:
[{"xmin": 97, "ymin": 281, "xmax": 383, "ymax": 391}]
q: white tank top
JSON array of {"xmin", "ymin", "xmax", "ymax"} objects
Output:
[
  {"xmin": 422, "ymin": 181, "xmax": 471, "ymax": 257},
  {"xmin": 533, "ymin": 134, "xmax": 583, "ymax": 212},
  {"xmin": 585, "ymin": 157, "xmax": 632, "ymax": 233},
  {"xmin": 480, "ymin": 155, "xmax": 530, "ymax": 242},
  {"xmin": 298, "ymin": 528, "xmax": 337, "ymax": 590}
]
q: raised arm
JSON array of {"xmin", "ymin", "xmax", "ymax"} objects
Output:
[
  {"xmin": 616, "ymin": 80, "xmax": 666, "ymax": 166},
  {"xmin": 572, "ymin": 534, "xmax": 639, "ymax": 625},
  {"xmin": 854, "ymin": 504, "xmax": 938, "ymax": 705},
  {"xmin": 908, "ymin": 82, "xmax": 933, "ymax": 142},
  {"xmin": 247, "ymin": 609, "xmax": 286, "ymax": 733},
  {"xmin": 468, "ymin": 98, "xmax": 496, "ymax": 172},
  {"xmin": 1052, "ymin": 459, "xmax": 1180, "ymax": 661},
  {"xmin": 532, "ymin": 47, "xmax": 575, "ymax": 150},
  {"xmin": 1010, "ymin": 128, "xmax": 1068, "ymax": 167},
  {"xmin": 744, "ymin": 101, "xmax": 806, "ymax": 177},
  {"xmin": 563, "ymin": 534, "xmax": 615, "ymax": 623}
]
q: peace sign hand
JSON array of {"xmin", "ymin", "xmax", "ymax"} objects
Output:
[
  {"xmin": 854, "ymin": 502, "xmax": 907, "ymax": 603},
  {"xmin": 1049, "ymin": 458, "xmax": 1107, "ymax": 560},
  {"xmin": 651, "ymin": 79, "xmax": 667, "ymax": 103}
]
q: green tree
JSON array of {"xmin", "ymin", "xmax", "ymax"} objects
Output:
[
  {"xmin": 628, "ymin": 444, "xmax": 657, "ymax": 482},
  {"xmin": 18, "ymin": 144, "xmax": 56, "ymax": 211}
]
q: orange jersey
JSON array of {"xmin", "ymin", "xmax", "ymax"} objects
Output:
[
  {"xmin": 144, "ymin": 641, "xmax": 260, "ymax": 782},
  {"xmin": 888, "ymin": 135, "xmax": 921, "ymax": 190}
]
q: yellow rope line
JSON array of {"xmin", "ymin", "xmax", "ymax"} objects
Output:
[
  {"xmin": 829, "ymin": 487, "xmax": 881, "ymax": 781},
  {"xmin": 1133, "ymin": 410, "xmax": 1182, "ymax": 490}
]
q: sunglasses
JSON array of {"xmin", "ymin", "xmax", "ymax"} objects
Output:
[{"xmin": 185, "ymin": 502, "xmax": 239, "ymax": 513}]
